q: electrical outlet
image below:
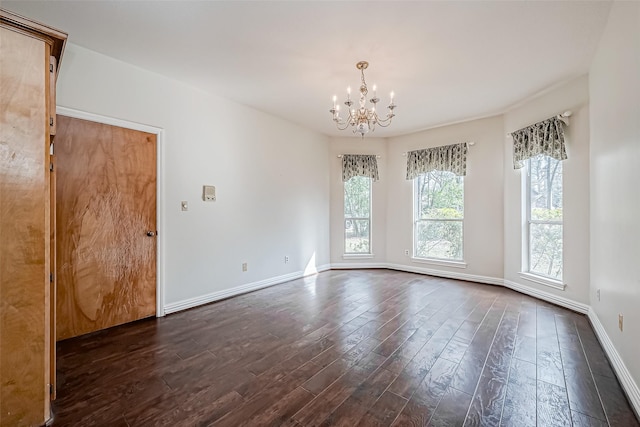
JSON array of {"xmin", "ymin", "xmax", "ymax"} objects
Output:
[
  {"xmin": 242, "ymin": 262, "xmax": 247, "ymax": 272},
  {"xmin": 404, "ymin": 249, "xmax": 409, "ymax": 256},
  {"xmin": 284, "ymin": 256, "xmax": 289, "ymax": 264},
  {"xmin": 619, "ymin": 314, "xmax": 623, "ymax": 332},
  {"xmin": 181, "ymin": 201, "xmax": 188, "ymax": 211},
  {"xmin": 596, "ymin": 289, "xmax": 601, "ymax": 301}
]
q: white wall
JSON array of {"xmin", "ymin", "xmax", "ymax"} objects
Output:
[
  {"xmin": 56, "ymin": 43, "xmax": 330, "ymax": 308},
  {"xmin": 503, "ymin": 76, "xmax": 591, "ymax": 304},
  {"xmin": 329, "ymin": 137, "xmax": 388, "ymax": 265},
  {"xmin": 589, "ymin": 1, "xmax": 640, "ymax": 389},
  {"xmin": 385, "ymin": 117, "xmax": 505, "ymax": 279}
]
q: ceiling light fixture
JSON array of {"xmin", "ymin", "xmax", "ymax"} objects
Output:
[{"xmin": 329, "ymin": 61, "xmax": 396, "ymax": 138}]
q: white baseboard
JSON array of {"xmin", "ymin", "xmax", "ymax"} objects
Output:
[
  {"xmin": 502, "ymin": 279, "xmax": 589, "ymax": 314},
  {"xmin": 587, "ymin": 308, "xmax": 640, "ymax": 418},
  {"xmin": 313, "ymin": 264, "xmax": 332, "ymax": 274},
  {"xmin": 164, "ymin": 263, "xmax": 586, "ymax": 316},
  {"xmin": 330, "ymin": 262, "xmax": 388, "ymax": 269},
  {"xmin": 165, "ymin": 269, "xmax": 312, "ymax": 314},
  {"xmin": 330, "ymin": 262, "xmax": 502, "ymax": 286},
  {"xmin": 384, "ymin": 262, "xmax": 504, "ymax": 286}
]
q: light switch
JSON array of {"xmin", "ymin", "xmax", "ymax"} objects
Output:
[
  {"xmin": 203, "ymin": 185, "xmax": 216, "ymax": 202},
  {"xmin": 181, "ymin": 201, "xmax": 188, "ymax": 211}
]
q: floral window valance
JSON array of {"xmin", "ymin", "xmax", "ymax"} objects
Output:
[
  {"xmin": 341, "ymin": 154, "xmax": 379, "ymax": 182},
  {"xmin": 512, "ymin": 116, "xmax": 567, "ymax": 169},
  {"xmin": 405, "ymin": 142, "xmax": 468, "ymax": 180}
]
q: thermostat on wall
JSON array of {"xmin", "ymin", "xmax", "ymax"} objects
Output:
[{"xmin": 203, "ymin": 185, "xmax": 216, "ymax": 201}]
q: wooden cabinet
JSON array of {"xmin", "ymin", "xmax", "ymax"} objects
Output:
[{"xmin": 0, "ymin": 9, "xmax": 66, "ymax": 427}]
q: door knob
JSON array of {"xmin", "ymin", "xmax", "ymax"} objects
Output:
[{"xmin": 146, "ymin": 231, "xmax": 156, "ymax": 237}]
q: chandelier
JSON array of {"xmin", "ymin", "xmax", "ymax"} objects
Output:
[{"xmin": 329, "ymin": 61, "xmax": 396, "ymax": 137}]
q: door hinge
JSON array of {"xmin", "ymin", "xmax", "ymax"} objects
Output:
[
  {"xmin": 50, "ymin": 117, "xmax": 54, "ymax": 126},
  {"xmin": 49, "ymin": 163, "xmax": 54, "ymax": 172},
  {"xmin": 50, "ymin": 273, "xmax": 54, "ymax": 283},
  {"xmin": 50, "ymin": 63, "xmax": 54, "ymax": 73},
  {"xmin": 49, "ymin": 383, "xmax": 53, "ymax": 395}
]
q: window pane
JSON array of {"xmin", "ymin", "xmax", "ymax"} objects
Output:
[
  {"xmin": 415, "ymin": 220, "xmax": 463, "ymax": 260},
  {"xmin": 529, "ymin": 155, "xmax": 563, "ymax": 221},
  {"xmin": 345, "ymin": 219, "xmax": 370, "ymax": 253},
  {"xmin": 529, "ymin": 223, "xmax": 563, "ymax": 280},
  {"xmin": 417, "ymin": 171, "xmax": 464, "ymax": 219},
  {"xmin": 344, "ymin": 176, "xmax": 371, "ymax": 219}
]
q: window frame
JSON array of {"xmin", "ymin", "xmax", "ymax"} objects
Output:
[
  {"xmin": 412, "ymin": 171, "xmax": 465, "ymax": 262},
  {"xmin": 523, "ymin": 156, "xmax": 564, "ymax": 284},
  {"xmin": 343, "ymin": 176, "xmax": 372, "ymax": 255}
]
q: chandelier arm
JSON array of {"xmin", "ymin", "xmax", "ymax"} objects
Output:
[
  {"xmin": 375, "ymin": 120, "xmax": 393, "ymax": 128},
  {"xmin": 334, "ymin": 120, "xmax": 351, "ymax": 131},
  {"xmin": 376, "ymin": 115, "xmax": 392, "ymax": 123}
]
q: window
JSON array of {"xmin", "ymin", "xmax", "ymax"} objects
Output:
[
  {"xmin": 344, "ymin": 176, "xmax": 371, "ymax": 254},
  {"xmin": 414, "ymin": 171, "xmax": 464, "ymax": 260},
  {"xmin": 525, "ymin": 155, "xmax": 563, "ymax": 281}
]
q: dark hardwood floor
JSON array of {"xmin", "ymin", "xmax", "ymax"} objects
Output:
[{"xmin": 51, "ymin": 270, "xmax": 639, "ymax": 426}]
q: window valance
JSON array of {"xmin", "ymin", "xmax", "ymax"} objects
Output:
[
  {"xmin": 405, "ymin": 142, "xmax": 468, "ymax": 180},
  {"xmin": 341, "ymin": 154, "xmax": 379, "ymax": 182},
  {"xmin": 512, "ymin": 116, "xmax": 567, "ymax": 169}
]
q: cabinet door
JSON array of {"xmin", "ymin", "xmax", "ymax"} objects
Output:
[{"xmin": 0, "ymin": 26, "xmax": 50, "ymax": 427}]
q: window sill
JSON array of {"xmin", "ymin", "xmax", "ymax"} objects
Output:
[
  {"xmin": 343, "ymin": 254, "xmax": 374, "ymax": 260},
  {"xmin": 519, "ymin": 272, "xmax": 566, "ymax": 291},
  {"xmin": 411, "ymin": 257, "xmax": 467, "ymax": 269}
]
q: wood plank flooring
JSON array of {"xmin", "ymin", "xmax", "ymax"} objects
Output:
[{"xmin": 51, "ymin": 270, "xmax": 639, "ymax": 426}]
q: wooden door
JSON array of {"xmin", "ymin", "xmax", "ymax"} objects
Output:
[{"xmin": 55, "ymin": 115, "xmax": 157, "ymax": 340}]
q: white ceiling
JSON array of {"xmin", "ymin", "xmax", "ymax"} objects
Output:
[{"xmin": 4, "ymin": 1, "xmax": 611, "ymax": 137}]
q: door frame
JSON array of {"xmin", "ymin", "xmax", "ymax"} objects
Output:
[{"xmin": 56, "ymin": 106, "xmax": 166, "ymax": 317}]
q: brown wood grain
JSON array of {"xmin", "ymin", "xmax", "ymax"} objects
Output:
[
  {"xmin": 55, "ymin": 115, "xmax": 157, "ymax": 340},
  {"xmin": 0, "ymin": 26, "xmax": 50, "ymax": 427},
  {"xmin": 356, "ymin": 390, "xmax": 407, "ymax": 427},
  {"xmin": 323, "ymin": 367, "xmax": 398, "ymax": 427},
  {"xmin": 0, "ymin": 9, "xmax": 67, "ymax": 61},
  {"xmin": 501, "ymin": 359, "xmax": 536, "ymax": 426},
  {"xmin": 537, "ymin": 380, "xmax": 572, "ymax": 426}
]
